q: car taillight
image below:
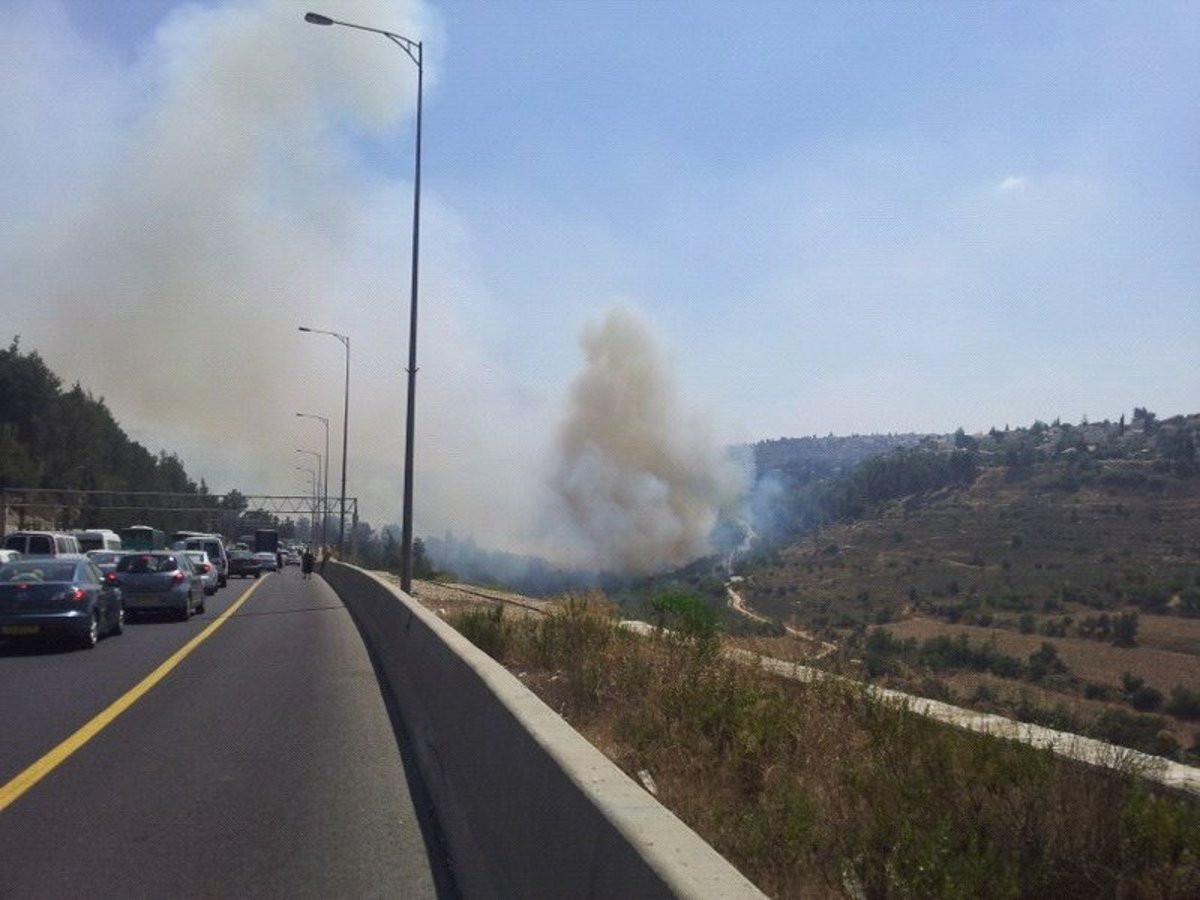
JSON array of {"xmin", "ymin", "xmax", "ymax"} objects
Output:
[
  {"xmin": 201, "ymin": 563, "xmax": 211, "ymax": 573},
  {"xmin": 172, "ymin": 571, "xmax": 186, "ymax": 584},
  {"xmin": 105, "ymin": 572, "xmax": 119, "ymax": 585},
  {"xmin": 68, "ymin": 588, "xmax": 87, "ymax": 603}
]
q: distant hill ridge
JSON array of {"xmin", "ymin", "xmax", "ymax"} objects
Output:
[{"xmin": 750, "ymin": 410, "xmax": 1197, "ymax": 483}]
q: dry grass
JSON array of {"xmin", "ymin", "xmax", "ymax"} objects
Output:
[
  {"xmin": 1136, "ymin": 615, "xmax": 1200, "ymax": 656},
  {"xmin": 879, "ymin": 618, "xmax": 1200, "ymax": 693},
  {"xmin": 448, "ymin": 595, "xmax": 1200, "ymax": 899},
  {"xmin": 727, "ymin": 502, "xmax": 1199, "ymax": 732}
]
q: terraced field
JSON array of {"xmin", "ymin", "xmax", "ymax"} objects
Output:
[{"xmin": 736, "ymin": 460, "xmax": 1200, "ymax": 758}]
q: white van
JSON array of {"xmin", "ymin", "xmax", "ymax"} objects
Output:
[
  {"xmin": 3, "ymin": 531, "xmax": 83, "ymax": 557},
  {"xmin": 74, "ymin": 529, "xmax": 123, "ymax": 552},
  {"xmin": 182, "ymin": 535, "xmax": 229, "ymax": 587}
]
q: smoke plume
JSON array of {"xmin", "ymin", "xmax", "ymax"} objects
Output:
[
  {"xmin": 3, "ymin": 2, "xmax": 749, "ymax": 567},
  {"xmin": 546, "ymin": 307, "xmax": 747, "ymax": 574},
  {"xmin": 1, "ymin": 0, "xmax": 448, "ymax": 514}
]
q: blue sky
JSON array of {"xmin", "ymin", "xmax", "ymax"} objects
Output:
[{"xmin": 3, "ymin": 1, "xmax": 1197, "ymax": 559}]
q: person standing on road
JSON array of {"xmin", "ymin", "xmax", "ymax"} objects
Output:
[{"xmin": 301, "ymin": 547, "xmax": 315, "ymax": 580}]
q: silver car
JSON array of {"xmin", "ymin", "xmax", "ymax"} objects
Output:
[
  {"xmin": 86, "ymin": 550, "xmax": 125, "ymax": 575},
  {"xmin": 112, "ymin": 552, "xmax": 204, "ymax": 621},
  {"xmin": 184, "ymin": 551, "xmax": 219, "ymax": 596},
  {"xmin": 181, "ymin": 536, "xmax": 229, "ymax": 588}
]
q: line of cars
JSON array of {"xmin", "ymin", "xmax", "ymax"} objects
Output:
[
  {"xmin": 0, "ymin": 529, "xmax": 250, "ymax": 651},
  {"xmin": 228, "ymin": 548, "xmax": 281, "ymax": 578}
]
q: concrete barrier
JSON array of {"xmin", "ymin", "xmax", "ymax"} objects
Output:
[{"xmin": 323, "ymin": 562, "xmax": 766, "ymax": 900}]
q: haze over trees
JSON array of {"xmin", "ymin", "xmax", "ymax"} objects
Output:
[{"xmin": 0, "ymin": 338, "xmax": 202, "ymax": 495}]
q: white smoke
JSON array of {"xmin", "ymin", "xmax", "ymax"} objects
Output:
[
  {"xmin": 546, "ymin": 306, "xmax": 747, "ymax": 574},
  {"xmin": 0, "ymin": 0, "xmax": 464, "ymax": 520},
  {"xmin": 3, "ymin": 2, "xmax": 749, "ymax": 567}
]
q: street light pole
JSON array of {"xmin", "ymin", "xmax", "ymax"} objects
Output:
[
  {"xmin": 298, "ymin": 326, "xmax": 350, "ymax": 556},
  {"xmin": 294, "ymin": 466, "xmax": 317, "ymax": 544},
  {"xmin": 294, "ymin": 449, "xmax": 321, "ymax": 543},
  {"xmin": 296, "ymin": 412, "xmax": 330, "ymax": 550},
  {"xmin": 305, "ymin": 10, "xmax": 422, "ymax": 593}
]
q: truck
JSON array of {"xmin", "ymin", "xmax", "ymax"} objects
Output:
[{"xmin": 254, "ymin": 528, "xmax": 280, "ymax": 554}]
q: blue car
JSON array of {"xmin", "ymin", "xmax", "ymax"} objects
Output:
[{"xmin": 0, "ymin": 558, "xmax": 125, "ymax": 649}]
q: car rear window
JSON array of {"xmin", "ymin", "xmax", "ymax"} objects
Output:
[
  {"xmin": 0, "ymin": 562, "xmax": 77, "ymax": 582},
  {"xmin": 117, "ymin": 554, "xmax": 178, "ymax": 574}
]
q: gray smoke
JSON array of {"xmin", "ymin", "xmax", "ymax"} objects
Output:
[
  {"xmin": 1, "ymin": 0, "xmax": 441, "ymax": 508},
  {"xmin": 546, "ymin": 307, "xmax": 747, "ymax": 574},
  {"xmin": 4, "ymin": 3, "xmax": 751, "ymax": 565}
]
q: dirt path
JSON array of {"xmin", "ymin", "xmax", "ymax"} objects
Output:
[{"xmin": 726, "ymin": 584, "xmax": 838, "ymax": 659}]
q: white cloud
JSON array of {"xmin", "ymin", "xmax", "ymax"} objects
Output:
[{"xmin": 996, "ymin": 175, "xmax": 1030, "ymax": 193}]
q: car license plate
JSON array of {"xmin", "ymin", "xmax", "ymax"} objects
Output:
[{"xmin": 2, "ymin": 625, "xmax": 39, "ymax": 636}]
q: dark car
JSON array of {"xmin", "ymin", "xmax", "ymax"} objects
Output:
[
  {"xmin": 112, "ymin": 552, "xmax": 203, "ymax": 620},
  {"xmin": 0, "ymin": 558, "xmax": 124, "ymax": 649},
  {"xmin": 227, "ymin": 550, "xmax": 261, "ymax": 579}
]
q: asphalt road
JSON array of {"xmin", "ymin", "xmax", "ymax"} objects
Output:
[{"xmin": 0, "ymin": 568, "xmax": 457, "ymax": 899}]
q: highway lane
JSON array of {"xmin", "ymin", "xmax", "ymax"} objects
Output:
[
  {"xmin": 0, "ymin": 569, "xmax": 456, "ymax": 898},
  {"xmin": 0, "ymin": 574, "xmax": 262, "ymax": 787}
]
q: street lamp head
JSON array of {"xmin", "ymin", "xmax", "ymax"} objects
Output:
[{"xmin": 304, "ymin": 12, "xmax": 335, "ymax": 26}]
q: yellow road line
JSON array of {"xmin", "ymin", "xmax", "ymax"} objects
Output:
[{"xmin": 0, "ymin": 577, "xmax": 266, "ymax": 814}]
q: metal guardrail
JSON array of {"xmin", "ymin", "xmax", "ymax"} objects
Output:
[{"xmin": 0, "ymin": 487, "xmax": 356, "ymax": 534}]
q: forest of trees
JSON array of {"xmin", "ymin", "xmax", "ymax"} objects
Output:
[{"xmin": 0, "ymin": 337, "xmax": 204, "ymax": 496}]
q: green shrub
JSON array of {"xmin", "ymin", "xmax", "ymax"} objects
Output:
[
  {"xmin": 453, "ymin": 604, "xmax": 511, "ymax": 658},
  {"xmin": 863, "ymin": 628, "xmax": 911, "ymax": 676},
  {"xmin": 531, "ymin": 595, "xmax": 620, "ymax": 708},
  {"xmin": 649, "ymin": 590, "xmax": 721, "ymax": 654},
  {"xmin": 1094, "ymin": 709, "xmax": 1173, "ymax": 756},
  {"xmin": 1112, "ymin": 611, "xmax": 1140, "ymax": 647},
  {"xmin": 1122, "ymin": 672, "xmax": 1146, "ymax": 694},
  {"xmin": 1166, "ymin": 686, "xmax": 1200, "ymax": 720},
  {"xmin": 1130, "ymin": 686, "xmax": 1165, "ymax": 713},
  {"xmin": 971, "ymin": 682, "xmax": 997, "ymax": 704},
  {"xmin": 1085, "ymin": 682, "xmax": 1114, "ymax": 701},
  {"xmin": 1027, "ymin": 642, "xmax": 1069, "ymax": 682}
]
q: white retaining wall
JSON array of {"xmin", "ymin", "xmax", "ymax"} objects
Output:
[{"xmin": 323, "ymin": 562, "xmax": 766, "ymax": 900}]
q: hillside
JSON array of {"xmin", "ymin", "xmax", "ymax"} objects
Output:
[{"xmin": 731, "ymin": 412, "xmax": 1200, "ymax": 762}]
